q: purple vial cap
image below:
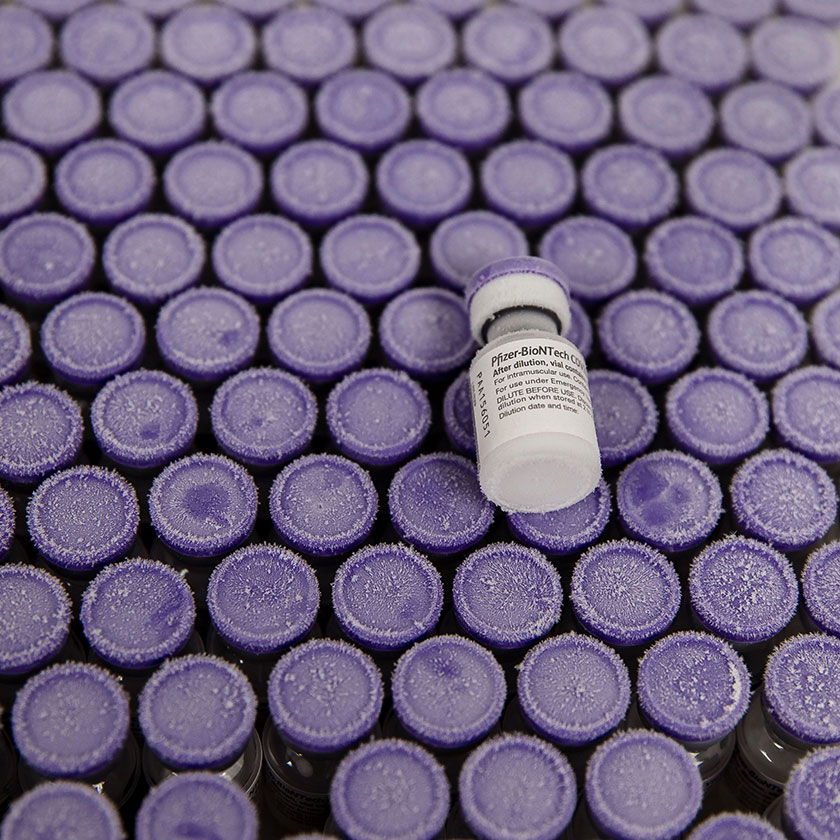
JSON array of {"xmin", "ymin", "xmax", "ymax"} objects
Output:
[
  {"xmin": 518, "ymin": 634, "xmax": 631, "ymax": 748},
  {"xmin": 644, "ymin": 216, "xmax": 743, "ymax": 307},
  {"xmin": 392, "ymin": 635, "xmax": 505, "ymax": 750},
  {"xmin": 3, "ymin": 71, "xmax": 101, "ymax": 154},
  {"xmin": 454, "ymin": 543, "xmax": 563, "ymax": 650},
  {"xmin": 508, "ymin": 478, "xmax": 611, "ymax": 556},
  {"xmin": 206, "ymin": 543, "xmax": 318, "ymax": 655},
  {"xmin": 0, "ymin": 213, "xmax": 95, "ymax": 306},
  {"xmin": 814, "ymin": 86, "xmax": 840, "ymax": 147},
  {"xmin": 156, "ymin": 287, "xmax": 259, "ymax": 383},
  {"xmin": 19, "ymin": 0, "xmax": 93, "ymax": 21},
  {"xmin": 567, "ymin": 298, "xmax": 593, "ymax": 358},
  {"xmin": 333, "ymin": 544, "xmax": 443, "ymax": 652},
  {"xmin": 783, "ymin": 0, "xmax": 840, "ymax": 20},
  {"xmin": 321, "ymin": 215, "xmax": 420, "ymax": 305},
  {"xmin": 598, "ymin": 290, "xmax": 700, "ymax": 385},
  {"xmin": 218, "ymin": 0, "xmax": 293, "ymax": 21},
  {"xmin": 117, "ymin": 0, "xmax": 192, "ymax": 20},
  {"xmin": 0, "ymin": 565, "xmax": 70, "ymax": 677},
  {"xmin": 267, "ymin": 639, "xmax": 383, "ymax": 753},
  {"xmin": 267, "ymin": 288, "xmax": 371, "ymax": 383},
  {"xmin": 315, "ymin": 0, "xmax": 390, "ymax": 20},
  {"xmin": 813, "ymin": 290, "xmax": 840, "ymax": 370},
  {"xmin": 0, "ymin": 305, "xmax": 31, "ymax": 386},
  {"xmin": 149, "ymin": 454, "xmax": 257, "ymax": 559},
  {"xmin": 80, "ymin": 559, "xmax": 196, "ymax": 670},
  {"xmin": 0, "ymin": 488, "xmax": 13, "ymax": 559},
  {"xmin": 688, "ymin": 813, "xmax": 785, "ymax": 840},
  {"xmin": 605, "ymin": 0, "xmax": 681, "ymax": 21},
  {"xmin": 571, "ymin": 539, "xmax": 680, "ymax": 647},
  {"xmin": 135, "ymin": 773, "xmax": 257, "ymax": 840},
  {"xmin": 0, "ymin": 6, "xmax": 52, "ymax": 86},
  {"xmin": 785, "ymin": 747, "xmax": 840, "ymax": 840},
  {"xmin": 389, "ymin": 453, "xmax": 493, "ymax": 555},
  {"xmin": 690, "ymin": 0, "xmax": 777, "ymax": 28},
  {"xmin": 269, "ymin": 454, "xmax": 377, "ymax": 558},
  {"xmin": 28, "ymin": 466, "xmax": 139, "ymax": 572},
  {"xmin": 442, "ymin": 370, "xmax": 475, "ymax": 457},
  {"xmin": 586, "ymin": 730, "xmax": 702, "ymax": 840},
  {"xmin": 786, "ymin": 148, "xmax": 840, "ymax": 232},
  {"xmin": 459, "ymin": 735, "xmax": 576, "ymax": 840},
  {"xmin": 666, "ymin": 367, "xmax": 768, "ymax": 465},
  {"xmin": 773, "ymin": 367, "xmax": 840, "ymax": 464},
  {"xmin": 731, "ymin": 449, "xmax": 837, "ymax": 552},
  {"xmin": 415, "ymin": 0, "xmax": 485, "ymax": 21},
  {"xmin": 91, "ymin": 370, "xmax": 197, "ymax": 471},
  {"xmin": 211, "ymin": 367, "xmax": 317, "ymax": 467},
  {"xmin": 802, "ymin": 542, "xmax": 840, "ymax": 637},
  {"xmin": 108, "ymin": 71, "xmax": 206, "ymax": 156},
  {"xmin": 139, "ymin": 655, "xmax": 256, "ymax": 770},
  {"xmin": 559, "ymin": 7, "xmax": 651, "ymax": 88},
  {"xmin": 510, "ymin": 0, "xmax": 583, "ymax": 19},
  {"xmin": 466, "ymin": 257, "xmax": 568, "ymax": 318},
  {"xmin": 707, "ymin": 290, "xmax": 808, "ymax": 382},
  {"xmin": 12, "ymin": 663, "xmax": 129, "ymax": 778},
  {"xmin": 0, "ymin": 141, "xmax": 46, "ymax": 225},
  {"xmin": 689, "ymin": 536, "xmax": 797, "ymax": 645}
]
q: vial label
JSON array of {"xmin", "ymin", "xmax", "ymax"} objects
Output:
[
  {"xmin": 265, "ymin": 762, "xmax": 331, "ymax": 828},
  {"xmin": 726, "ymin": 746, "xmax": 783, "ymax": 814}
]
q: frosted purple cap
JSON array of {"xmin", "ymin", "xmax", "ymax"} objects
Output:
[
  {"xmin": 0, "ymin": 488, "xmax": 13, "ymax": 560},
  {"xmin": 415, "ymin": 0, "xmax": 485, "ymax": 21},
  {"xmin": 3, "ymin": 71, "xmax": 101, "ymax": 154},
  {"xmin": 518, "ymin": 634, "xmax": 630, "ymax": 747},
  {"xmin": 443, "ymin": 371, "xmax": 475, "ymax": 457},
  {"xmin": 689, "ymin": 536, "xmax": 797, "ymax": 645},
  {"xmin": 508, "ymin": 478, "xmax": 611, "ymax": 556},
  {"xmin": 267, "ymin": 288, "xmax": 371, "ymax": 383},
  {"xmin": 783, "ymin": 0, "xmax": 840, "ymax": 19},
  {"xmin": 731, "ymin": 449, "xmax": 837, "ymax": 552},
  {"xmin": 333, "ymin": 544, "xmax": 443, "ymax": 651},
  {"xmin": 454, "ymin": 543, "xmax": 562, "ymax": 650},
  {"xmin": 586, "ymin": 730, "xmax": 702, "ymax": 840},
  {"xmin": 688, "ymin": 813, "xmax": 785, "ymax": 840},
  {"xmin": 164, "ymin": 142, "xmax": 262, "ymax": 230},
  {"xmin": 321, "ymin": 215, "xmax": 419, "ymax": 305},
  {"xmin": 814, "ymin": 86, "xmax": 840, "ymax": 147},
  {"xmin": 510, "ymin": 0, "xmax": 583, "ymax": 19},
  {"xmin": 389, "ymin": 454, "xmax": 493, "ymax": 555},
  {"xmin": 216, "ymin": 0, "xmax": 292, "ymax": 19},
  {"xmin": 0, "ymin": 565, "xmax": 70, "ymax": 677},
  {"xmin": 206, "ymin": 544, "xmax": 318, "ymax": 655},
  {"xmin": 786, "ymin": 749, "xmax": 840, "ymax": 840},
  {"xmin": 315, "ymin": 0, "xmax": 397, "ymax": 19},
  {"xmin": 139, "ymin": 655, "xmax": 256, "ymax": 769},
  {"xmin": 0, "ymin": 7, "xmax": 52, "ymax": 86},
  {"xmin": 813, "ymin": 290, "xmax": 840, "ymax": 369},
  {"xmin": 0, "ymin": 141, "xmax": 46, "ymax": 224},
  {"xmin": 268, "ymin": 639, "xmax": 383, "ymax": 753},
  {"xmin": 707, "ymin": 290, "xmax": 808, "ymax": 382},
  {"xmin": 326, "ymin": 368, "xmax": 430, "ymax": 467},
  {"xmin": 605, "ymin": 0, "xmax": 681, "ymax": 21},
  {"xmin": 571, "ymin": 540, "xmax": 680, "ymax": 647},
  {"xmin": 118, "ymin": 0, "xmax": 192, "ymax": 20},
  {"xmin": 41, "ymin": 292, "xmax": 145, "ymax": 388},
  {"xmin": 135, "ymin": 773, "xmax": 256, "ymax": 840},
  {"xmin": 19, "ymin": 0, "xmax": 95, "ymax": 21},
  {"xmin": 149, "ymin": 454, "xmax": 257, "ymax": 559},
  {"xmin": 0, "ymin": 383, "xmax": 81, "ymax": 485},
  {"xmin": 156, "ymin": 287, "xmax": 259, "ymax": 383},
  {"xmin": 0, "ymin": 213, "xmax": 94, "ymax": 306},
  {"xmin": 690, "ymin": 0, "xmax": 776, "ymax": 28},
  {"xmin": 773, "ymin": 367, "xmax": 840, "ymax": 464},
  {"xmin": 12, "ymin": 663, "xmax": 129, "ymax": 778},
  {"xmin": 108, "ymin": 71, "xmax": 206, "ymax": 155},
  {"xmin": 80, "ymin": 559, "xmax": 196, "ymax": 670},
  {"xmin": 269, "ymin": 454, "xmax": 377, "ymax": 557},
  {"xmin": 803, "ymin": 543, "xmax": 840, "ymax": 637},
  {"xmin": 786, "ymin": 148, "xmax": 840, "ymax": 232},
  {"xmin": 459, "ymin": 735, "xmax": 576, "ymax": 840},
  {"xmin": 567, "ymin": 298, "xmax": 593, "ymax": 358}
]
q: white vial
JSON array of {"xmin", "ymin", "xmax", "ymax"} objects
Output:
[{"xmin": 466, "ymin": 257, "xmax": 601, "ymax": 512}]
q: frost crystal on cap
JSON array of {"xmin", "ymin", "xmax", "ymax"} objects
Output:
[{"xmin": 784, "ymin": 746, "xmax": 840, "ymax": 840}]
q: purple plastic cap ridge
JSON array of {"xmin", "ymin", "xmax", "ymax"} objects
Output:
[
  {"xmin": 813, "ymin": 291, "xmax": 840, "ymax": 370},
  {"xmin": 0, "ymin": 6, "xmax": 52, "ymax": 86},
  {"xmin": 803, "ymin": 542, "xmax": 840, "ymax": 637},
  {"xmin": 0, "ymin": 141, "xmax": 46, "ymax": 225},
  {"xmin": 118, "ymin": 0, "xmax": 192, "ymax": 20},
  {"xmin": 605, "ymin": 0, "xmax": 681, "ymax": 21},
  {"xmin": 388, "ymin": 454, "xmax": 493, "ymax": 555},
  {"xmin": 783, "ymin": 0, "xmax": 840, "ymax": 20},
  {"xmin": 570, "ymin": 540, "xmax": 681, "ymax": 647},
  {"xmin": 218, "ymin": 0, "xmax": 293, "ymax": 19},
  {"xmin": 267, "ymin": 288, "xmax": 371, "ymax": 383},
  {"xmin": 211, "ymin": 367, "xmax": 316, "ymax": 468},
  {"xmin": 773, "ymin": 367, "xmax": 840, "ymax": 464},
  {"xmin": 732, "ymin": 449, "xmax": 837, "ymax": 552},
  {"xmin": 19, "ymin": 0, "xmax": 95, "ymax": 21},
  {"xmin": 415, "ymin": 0, "xmax": 486, "ymax": 21},
  {"xmin": 12, "ymin": 663, "xmax": 129, "ymax": 778},
  {"xmin": 453, "ymin": 543, "xmax": 563, "ymax": 650},
  {"xmin": 156, "ymin": 287, "xmax": 259, "ymax": 383},
  {"xmin": 689, "ymin": 536, "xmax": 797, "ymax": 645},
  {"xmin": 0, "ymin": 488, "xmax": 13, "ymax": 560},
  {"xmin": 459, "ymin": 735, "xmax": 576, "ymax": 840},
  {"xmin": 164, "ymin": 142, "xmax": 263, "ymax": 230},
  {"xmin": 581, "ymin": 144, "xmax": 678, "ymax": 230},
  {"xmin": 333, "ymin": 544, "xmax": 443, "ymax": 651},
  {"xmin": 267, "ymin": 639, "xmax": 383, "ymax": 753},
  {"xmin": 0, "ymin": 564, "xmax": 71, "ymax": 677},
  {"xmin": 207, "ymin": 544, "xmax": 318, "ymax": 655},
  {"xmin": 269, "ymin": 454, "xmax": 377, "ymax": 557},
  {"xmin": 442, "ymin": 371, "xmax": 476, "ymax": 456},
  {"xmin": 690, "ymin": 0, "xmax": 777, "ymax": 28},
  {"xmin": 707, "ymin": 290, "xmax": 808, "ymax": 382},
  {"xmin": 262, "ymin": 7, "xmax": 357, "ymax": 87},
  {"xmin": 320, "ymin": 215, "xmax": 420, "ymax": 305},
  {"xmin": 139, "ymin": 655, "xmax": 256, "ymax": 770},
  {"xmin": 786, "ymin": 148, "xmax": 840, "ymax": 232},
  {"xmin": 41, "ymin": 292, "xmax": 145, "ymax": 388},
  {"xmin": 3, "ymin": 71, "xmax": 102, "ymax": 154},
  {"xmin": 0, "ymin": 213, "xmax": 95, "ymax": 307},
  {"xmin": 784, "ymin": 747, "xmax": 840, "ymax": 840},
  {"xmin": 315, "ymin": 0, "xmax": 395, "ymax": 20},
  {"xmin": 108, "ymin": 71, "xmax": 206, "ymax": 156},
  {"xmin": 508, "ymin": 478, "xmax": 611, "ymax": 556},
  {"xmin": 392, "ymin": 635, "xmax": 505, "ymax": 750},
  {"xmin": 326, "ymin": 368, "xmax": 431, "ymax": 467},
  {"xmin": 510, "ymin": 0, "xmax": 582, "ymax": 19},
  {"xmin": 80, "ymin": 559, "xmax": 196, "ymax": 670},
  {"xmin": 567, "ymin": 298, "xmax": 593, "ymax": 358},
  {"xmin": 688, "ymin": 813, "xmax": 785, "ymax": 840},
  {"xmin": 586, "ymin": 730, "xmax": 702, "ymax": 840},
  {"xmin": 814, "ymin": 86, "xmax": 840, "ymax": 147},
  {"xmin": 331, "ymin": 740, "xmax": 449, "ymax": 840},
  {"xmin": 149, "ymin": 454, "xmax": 257, "ymax": 559},
  {"xmin": 0, "ymin": 383, "xmax": 82, "ymax": 485},
  {"xmin": 518, "ymin": 634, "xmax": 631, "ymax": 748}
]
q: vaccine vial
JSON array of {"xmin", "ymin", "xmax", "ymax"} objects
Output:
[
  {"xmin": 801, "ymin": 542, "xmax": 840, "ymax": 636},
  {"xmin": 465, "ymin": 256, "xmax": 600, "ymax": 512},
  {"xmin": 776, "ymin": 744, "xmax": 840, "ymax": 840},
  {"xmin": 687, "ymin": 812, "xmax": 784, "ymax": 840}
]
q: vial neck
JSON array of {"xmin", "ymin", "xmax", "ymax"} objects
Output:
[{"xmin": 485, "ymin": 308, "xmax": 559, "ymax": 343}]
